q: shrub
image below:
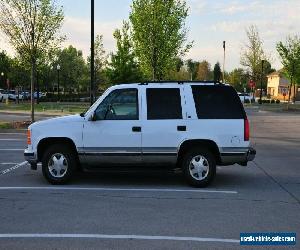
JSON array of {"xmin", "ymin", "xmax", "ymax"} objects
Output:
[{"xmin": 271, "ymin": 99, "xmax": 275, "ymax": 104}]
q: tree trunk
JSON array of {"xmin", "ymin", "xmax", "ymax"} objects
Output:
[{"xmin": 30, "ymin": 58, "xmax": 36, "ymax": 123}]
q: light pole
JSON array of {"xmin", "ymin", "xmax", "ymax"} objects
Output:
[
  {"xmin": 259, "ymin": 60, "xmax": 265, "ymax": 104},
  {"xmin": 222, "ymin": 41, "xmax": 226, "ymax": 83},
  {"xmin": 57, "ymin": 64, "xmax": 60, "ymax": 102},
  {"xmin": 90, "ymin": 0, "xmax": 95, "ymax": 106}
]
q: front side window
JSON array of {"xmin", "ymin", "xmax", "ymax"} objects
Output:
[
  {"xmin": 146, "ymin": 88, "xmax": 182, "ymax": 120},
  {"xmin": 94, "ymin": 88, "xmax": 138, "ymax": 120}
]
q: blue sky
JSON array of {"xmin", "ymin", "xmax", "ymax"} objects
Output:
[{"xmin": 1, "ymin": 0, "xmax": 300, "ymax": 70}]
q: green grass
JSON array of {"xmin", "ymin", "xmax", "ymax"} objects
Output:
[
  {"xmin": 245, "ymin": 102, "xmax": 300, "ymax": 112},
  {"xmin": 0, "ymin": 101, "xmax": 90, "ymax": 114},
  {"xmin": 0, "ymin": 122, "xmax": 12, "ymax": 129}
]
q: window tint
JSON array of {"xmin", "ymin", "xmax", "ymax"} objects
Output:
[
  {"xmin": 95, "ymin": 88, "xmax": 138, "ymax": 120},
  {"xmin": 147, "ymin": 88, "xmax": 182, "ymax": 120},
  {"xmin": 191, "ymin": 85, "xmax": 245, "ymax": 119}
]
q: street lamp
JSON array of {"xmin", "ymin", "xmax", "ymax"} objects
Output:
[{"xmin": 57, "ymin": 64, "xmax": 60, "ymax": 101}]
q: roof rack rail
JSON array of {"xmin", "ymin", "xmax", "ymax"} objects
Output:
[{"xmin": 139, "ymin": 80, "xmax": 223, "ymax": 85}]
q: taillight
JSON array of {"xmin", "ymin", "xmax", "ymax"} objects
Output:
[
  {"xmin": 27, "ymin": 129, "xmax": 31, "ymax": 145},
  {"xmin": 244, "ymin": 119, "xmax": 249, "ymax": 141}
]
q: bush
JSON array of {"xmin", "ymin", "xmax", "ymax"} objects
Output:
[
  {"xmin": 276, "ymin": 99, "xmax": 280, "ymax": 104},
  {"xmin": 271, "ymin": 99, "xmax": 275, "ymax": 104}
]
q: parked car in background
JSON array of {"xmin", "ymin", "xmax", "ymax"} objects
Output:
[
  {"xmin": 0, "ymin": 89, "xmax": 4, "ymax": 102},
  {"xmin": 7, "ymin": 90, "xmax": 24, "ymax": 100},
  {"xmin": 21, "ymin": 91, "xmax": 31, "ymax": 100},
  {"xmin": 238, "ymin": 92, "xmax": 252, "ymax": 103},
  {"xmin": 33, "ymin": 91, "xmax": 46, "ymax": 99}
]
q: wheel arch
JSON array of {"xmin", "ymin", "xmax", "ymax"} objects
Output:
[
  {"xmin": 177, "ymin": 139, "xmax": 221, "ymax": 166},
  {"xmin": 37, "ymin": 137, "xmax": 78, "ymax": 162}
]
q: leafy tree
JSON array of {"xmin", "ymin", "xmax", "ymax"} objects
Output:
[
  {"xmin": 227, "ymin": 68, "xmax": 247, "ymax": 92},
  {"xmin": 129, "ymin": 0, "xmax": 193, "ymax": 80},
  {"xmin": 175, "ymin": 57, "xmax": 184, "ymax": 72},
  {"xmin": 277, "ymin": 35, "xmax": 300, "ymax": 101},
  {"xmin": 88, "ymin": 34, "xmax": 107, "ymax": 95},
  {"xmin": 196, "ymin": 60, "xmax": 211, "ymax": 80},
  {"xmin": 106, "ymin": 21, "xmax": 144, "ymax": 86},
  {"xmin": 240, "ymin": 25, "xmax": 267, "ymax": 83},
  {"xmin": 186, "ymin": 59, "xmax": 199, "ymax": 80},
  {"xmin": 213, "ymin": 62, "xmax": 222, "ymax": 82},
  {"xmin": 0, "ymin": 51, "xmax": 11, "ymax": 89},
  {"xmin": 56, "ymin": 45, "xmax": 87, "ymax": 94},
  {"xmin": 0, "ymin": 0, "xmax": 64, "ymax": 122}
]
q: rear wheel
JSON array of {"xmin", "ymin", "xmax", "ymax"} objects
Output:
[
  {"xmin": 42, "ymin": 144, "xmax": 77, "ymax": 184},
  {"xmin": 182, "ymin": 148, "xmax": 216, "ymax": 187}
]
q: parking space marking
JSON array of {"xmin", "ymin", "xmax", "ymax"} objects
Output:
[
  {"xmin": 0, "ymin": 139, "xmax": 25, "ymax": 141},
  {"xmin": 0, "ymin": 233, "xmax": 239, "ymax": 243},
  {"xmin": 0, "ymin": 133, "xmax": 26, "ymax": 135},
  {"xmin": 0, "ymin": 186, "xmax": 237, "ymax": 194},
  {"xmin": 0, "ymin": 149, "xmax": 24, "ymax": 151},
  {"xmin": 0, "ymin": 162, "xmax": 18, "ymax": 165},
  {"xmin": 0, "ymin": 161, "xmax": 28, "ymax": 176}
]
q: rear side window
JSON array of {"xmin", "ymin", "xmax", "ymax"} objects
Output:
[
  {"xmin": 191, "ymin": 85, "xmax": 245, "ymax": 119},
  {"xmin": 147, "ymin": 88, "xmax": 182, "ymax": 119}
]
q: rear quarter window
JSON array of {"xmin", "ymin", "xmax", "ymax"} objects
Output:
[{"xmin": 191, "ymin": 85, "xmax": 245, "ymax": 119}]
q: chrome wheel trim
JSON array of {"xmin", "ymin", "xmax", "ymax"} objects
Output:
[
  {"xmin": 48, "ymin": 153, "xmax": 68, "ymax": 178},
  {"xmin": 189, "ymin": 155, "xmax": 209, "ymax": 181}
]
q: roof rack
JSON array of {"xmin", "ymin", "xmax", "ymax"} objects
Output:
[{"xmin": 139, "ymin": 80, "xmax": 223, "ymax": 85}]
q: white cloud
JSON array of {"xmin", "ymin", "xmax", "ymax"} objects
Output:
[{"xmin": 62, "ymin": 16, "xmax": 122, "ymax": 58}]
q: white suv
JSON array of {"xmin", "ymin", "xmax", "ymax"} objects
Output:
[{"xmin": 24, "ymin": 82, "xmax": 256, "ymax": 187}]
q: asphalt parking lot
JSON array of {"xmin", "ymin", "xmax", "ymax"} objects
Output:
[{"xmin": 0, "ymin": 108, "xmax": 299, "ymax": 249}]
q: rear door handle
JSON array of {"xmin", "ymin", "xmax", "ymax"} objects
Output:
[
  {"xmin": 177, "ymin": 126, "xmax": 186, "ymax": 131},
  {"xmin": 132, "ymin": 126, "xmax": 141, "ymax": 132}
]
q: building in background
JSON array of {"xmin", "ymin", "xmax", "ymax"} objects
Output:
[{"xmin": 267, "ymin": 71, "xmax": 299, "ymax": 101}]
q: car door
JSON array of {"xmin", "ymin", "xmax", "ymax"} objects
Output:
[
  {"xmin": 82, "ymin": 88, "xmax": 142, "ymax": 166},
  {"xmin": 141, "ymin": 86, "xmax": 186, "ymax": 165}
]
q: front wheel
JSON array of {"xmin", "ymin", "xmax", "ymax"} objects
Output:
[
  {"xmin": 182, "ymin": 148, "xmax": 216, "ymax": 187},
  {"xmin": 42, "ymin": 144, "xmax": 77, "ymax": 184}
]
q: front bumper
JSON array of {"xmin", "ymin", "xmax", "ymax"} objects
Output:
[
  {"xmin": 220, "ymin": 147, "xmax": 256, "ymax": 166},
  {"xmin": 24, "ymin": 149, "xmax": 38, "ymax": 164}
]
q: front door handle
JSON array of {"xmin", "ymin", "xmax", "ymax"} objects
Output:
[
  {"xmin": 132, "ymin": 126, "xmax": 141, "ymax": 132},
  {"xmin": 177, "ymin": 126, "xmax": 186, "ymax": 131}
]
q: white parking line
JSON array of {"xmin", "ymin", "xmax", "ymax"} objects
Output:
[
  {"xmin": 0, "ymin": 139, "xmax": 25, "ymax": 141},
  {"xmin": 0, "ymin": 233, "xmax": 239, "ymax": 243},
  {"xmin": 0, "ymin": 133, "xmax": 25, "ymax": 135},
  {"xmin": 0, "ymin": 161, "xmax": 28, "ymax": 176},
  {"xmin": 0, "ymin": 162, "xmax": 18, "ymax": 165},
  {"xmin": 0, "ymin": 186, "xmax": 237, "ymax": 194},
  {"xmin": 0, "ymin": 149, "xmax": 24, "ymax": 151}
]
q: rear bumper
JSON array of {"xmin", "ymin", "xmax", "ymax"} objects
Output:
[{"xmin": 220, "ymin": 147, "xmax": 256, "ymax": 166}]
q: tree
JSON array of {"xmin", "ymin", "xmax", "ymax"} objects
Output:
[
  {"xmin": 186, "ymin": 59, "xmax": 199, "ymax": 80},
  {"xmin": 240, "ymin": 25, "xmax": 267, "ymax": 83},
  {"xmin": 129, "ymin": 0, "xmax": 193, "ymax": 80},
  {"xmin": 56, "ymin": 46, "xmax": 87, "ymax": 94},
  {"xmin": 213, "ymin": 62, "xmax": 222, "ymax": 82},
  {"xmin": 106, "ymin": 21, "xmax": 144, "ymax": 86},
  {"xmin": 0, "ymin": 0, "xmax": 64, "ymax": 122},
  {"xmin": 88, "ymin": 35, "xmax": 107, "ymax": 95},
  {"xmin": 0, "ymin": 51, "xmax": 11, "ymax": 89},
  {"xmin": 175, "ymin": 57, "xmax": 184, "ymax": 72},
  {"xmin": 277, "ymin": 35, "xmax": 300, "ymax": 102},
  {"xmin": 196, "ymin": 60, "xmax": 211, "ymax": 80}
]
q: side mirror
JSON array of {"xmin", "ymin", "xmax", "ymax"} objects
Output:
[{"xmin": 90, "ymin": 111, "xmax": 97, "ymax": 121}]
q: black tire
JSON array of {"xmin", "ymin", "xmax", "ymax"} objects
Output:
[
  {"xmin": 182, "ymin": 148, "xmax": 216, "ymax": 187},
  {"xmin": 42, "ymin": 144, "xmax": 77, "ymax": 184}
]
